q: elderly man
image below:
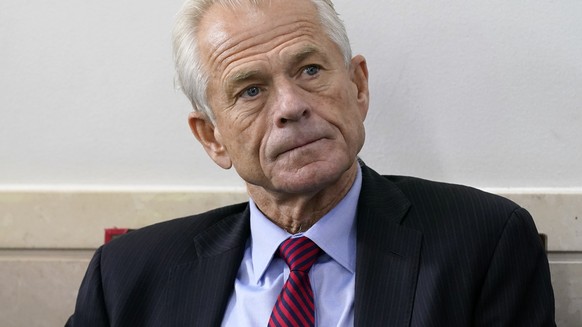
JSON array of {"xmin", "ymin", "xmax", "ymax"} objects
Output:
[{"xmin": 67, "ymin": 0, "xmax": 555, "ymax": 326}]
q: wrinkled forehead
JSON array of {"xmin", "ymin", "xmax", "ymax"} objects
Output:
[
  {"xmin": 203, "ymin": 0, "xmax": 309, "ymax": 21},
  {"xmin": 196, "ymin": 0, "xmax": 326, "ymax": 66},
  {"xmin": 198, "ymin": 0, "xmax": 320, "ymax": 35},
  {"xmin": 214, "ymin": 0, "xmax": 270, "ymax": 9}
]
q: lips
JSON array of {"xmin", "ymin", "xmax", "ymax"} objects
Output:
[
  {"xmin": 286, "ymin": 138, "xmax": 323, "ymax": 152},
  {"xmin": 271, "ymin": 133, "xmax": 329, "ymax": 159}
]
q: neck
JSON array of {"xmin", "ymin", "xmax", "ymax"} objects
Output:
[{"xmin": 247, "ymin": 161, "xmax": 359, "ymax": 234}]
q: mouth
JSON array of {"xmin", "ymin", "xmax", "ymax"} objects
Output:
[
  {"xmin": 275, "ymin": 137, "xmax": 326, "ymax": 158},
  {"xmin": 287, "ymin": 138, "xmax": 322, "ymax": 152}
]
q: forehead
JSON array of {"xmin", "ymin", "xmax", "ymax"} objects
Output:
[
  {"xmin": 199, "ymin": 0, "xmax": 321, "ymax": 45},
  {"xmin": 196, "ymin": 0, "xmax": 336, "ymax": 77}
]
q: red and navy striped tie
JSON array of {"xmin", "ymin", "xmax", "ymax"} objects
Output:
[{"xmin": 268, "ymin": 236, "xmax": 322, "ymax": 327}]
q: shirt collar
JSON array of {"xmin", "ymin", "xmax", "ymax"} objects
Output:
[{"xmin": 249, "ymin": 166, "xmax": 362, "ymax": 284}]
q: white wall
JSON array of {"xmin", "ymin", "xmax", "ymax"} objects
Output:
[{"xmin": 1, "ymin": 0, "xmax": 581, "ymax": 189}]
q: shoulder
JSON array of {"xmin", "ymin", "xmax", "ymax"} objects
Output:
[
  {"xmin": 386, "ymin": 175, "xmax": 519, "ymax": 215},
  {"xmin": 362, "ymin": 164, "xmax": 529, "ymax": 235},
  {"xmin": 381, "ymin": 175, "xmax": 532, "ymax": 248},
  {"xmin": 98, "ymin": 202, "xmax": 249, "ymax": 271},
  {"xmin": 107, "ymin": 201, "xmax": 248, "ymax": 246},
  {"xmin": 359, "ymin": 164, "xmax": 524, "ymax": 227},
  {"xmin": 70, "ymin": 202, "xmax": 250, "ymax": 323}
]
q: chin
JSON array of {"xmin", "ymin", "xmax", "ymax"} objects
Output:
[{"xmin": 273, "ymin": 159, "xmax": 352, "ymax": 194}]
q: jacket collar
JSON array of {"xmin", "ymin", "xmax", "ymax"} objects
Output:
[
  {"xmin": 163, "ymin": 205, "xmax": 251, "ymax": 326},
  {"xmin": 354, "ymin": 164, "xmax": 422, "ymax": 327},
  {"xmin": 161, "ymin": 164, "xmax": 423, "ymax": 326}
]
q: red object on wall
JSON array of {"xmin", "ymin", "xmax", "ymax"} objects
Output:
[{"xmin": 104, "ymin": 228, "xmax": 132, "ymax": 244}]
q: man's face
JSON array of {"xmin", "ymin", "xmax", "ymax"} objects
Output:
[{"xmin": 191, "ymin": 0, "xmax": 369, "ymax": 196}]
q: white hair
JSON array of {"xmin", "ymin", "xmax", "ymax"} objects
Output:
[{"xmin": 172, "ymin": 0, "xmax": 352, "ymax": 122}]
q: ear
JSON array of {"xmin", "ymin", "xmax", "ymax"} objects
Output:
[
  {"xmin": 350, "ymin": 55, "xmax": 370, "ymax": 121},
  {"xmin": 188, "ymin": 111, "xmax": 233, "ymax": 169}
]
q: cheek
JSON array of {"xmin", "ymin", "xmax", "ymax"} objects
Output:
[
  {"xmin": 320, "ymin": 87, "xmax": 362, "ymax": 128},
  {"xmin": 325, "ymin": 93, "xmax": 366, "ymax": 151},
  {"xmin": 227, "ymin": 115, "xmax": 270, "ymax": 161}
]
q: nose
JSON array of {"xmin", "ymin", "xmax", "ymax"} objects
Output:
[{"xmin": 273, "ymin": 82, "xmax": 311, "ymax": 127}]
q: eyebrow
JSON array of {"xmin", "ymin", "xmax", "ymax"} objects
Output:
[
  {"xmin": 289, "ymin": 45, "xmax": 321, "ymax": 66},
  {"xmin": 224, "ymin": 69, "xmax": 264, "ymax": 96},
  {"xmin": 230, "ymin": 69, "xmax": 262, "ymax": 84},
  {"xmin": 224, "ymin": 45, "xmax": 327, "ymax": 95}
]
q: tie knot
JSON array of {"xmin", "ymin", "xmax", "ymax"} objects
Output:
[{"xmin": 278, "ymin": 236, "xmax": 322, "ymax": 273}]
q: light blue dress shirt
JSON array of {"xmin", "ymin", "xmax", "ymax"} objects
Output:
[{"xmin": 221, "ymin": 167, "xmax": 362, "ymax": 326}]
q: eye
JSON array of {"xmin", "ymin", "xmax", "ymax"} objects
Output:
[
  {"xmin": 303, "ymin": 65, "xmax": 321, "ymax": 76},
  {"xmin": 241, "ymin": 86, "xmax": 260, "ymax": 98}
]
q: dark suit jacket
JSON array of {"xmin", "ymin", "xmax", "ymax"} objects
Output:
[{"xmin": 67, "ymin": 165, "xmax": 555, "ymax": 326}]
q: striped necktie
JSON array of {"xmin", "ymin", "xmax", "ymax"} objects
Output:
[{"xmin": 268, "ymin": 236, "xmax": 322, "ymax": 327}]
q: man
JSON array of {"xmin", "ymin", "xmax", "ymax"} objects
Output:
[{"xmin": 67, "ymin": 0, "xmax": 555, "ymax": 326}]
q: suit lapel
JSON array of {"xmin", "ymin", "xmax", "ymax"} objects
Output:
[
  {"xmin": 354, "ymin": 166, "xmax": 422, "ymax": 327},
  {"xmin": 158, "ymin": 166, "xmax": 422, "ymax": 326},
  {"xmin": 163, "ymin": 206, "xmax": 250, "ymax": 327}
]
